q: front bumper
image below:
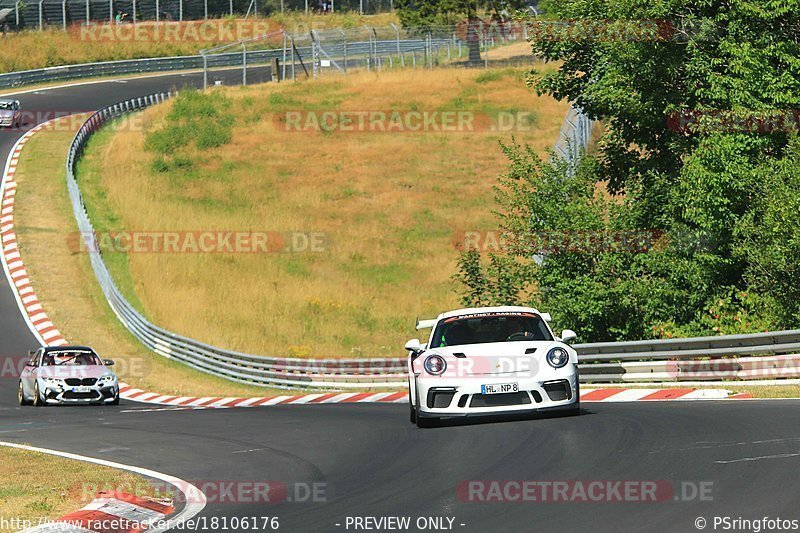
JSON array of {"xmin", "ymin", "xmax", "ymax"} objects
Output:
[
  {"xmin": 42, "ymin": 383, "xmax": 118, "ymax": 404},
  {"xmin": 415, "ymin": 369, "xmax": 578, "ymax": 418}
]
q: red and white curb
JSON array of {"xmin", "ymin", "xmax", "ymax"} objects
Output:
[
  {"xmin": 23, "ymin": 491, "xmax": 174, "ymax": 533},
  {"xmin": 120, "ymin": 383, "xmax": 747, "ymax": 408},
  {"xmin": 1, "ymin": 120, "xmax": 69, "ymax": 348},
  {"xmin": 119, "ymin": 383, "xmax": 409, "ymax": 407}
]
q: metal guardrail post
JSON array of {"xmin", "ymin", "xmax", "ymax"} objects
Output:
[
  {"xmin": 62, "ymin": 0, "xmax": 67, "ymax": 31},
  {"xmin": 38, "ymin": 0, "xmax": 44, "ymax": 31},
  {"xmin": 242, "ymin": 44, "xmax": 247, "ymax": 86}
]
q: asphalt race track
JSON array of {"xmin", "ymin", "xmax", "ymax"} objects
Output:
[{"xmin": 2, "ymin": 70, "xmax": 800, "ymax": 533}]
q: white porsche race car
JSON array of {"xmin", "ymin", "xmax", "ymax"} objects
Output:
[{"xmin": 405, "ymin": 306, "xmax": 579, "ymax": 427}]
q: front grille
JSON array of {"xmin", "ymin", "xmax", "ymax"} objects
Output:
[
  {"xmin": 64, "ymin": 378, "xmax": 97, "ymax": 386},
  {"xmin": 469, "ymin": 391, "xmax": 531, "ymax": 408},
  {"xmin": 543, "ymin": 380, "xmax": 572, "ymax": 401},
  {"xmin": 63, "ymin": 391, "xmax": 100, "ymax": 400}
]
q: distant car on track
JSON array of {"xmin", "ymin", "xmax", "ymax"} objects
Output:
[
  {"xmin": 18, "ymin": 346, "xmax": 120, "ymax": 406},
  {"xmin": 405, "ymin": 306, "xmax": 579, "ymax": 427},
  {"xmin": 0, "ymin": 99, "xmax": 21, "ymax": 128}
]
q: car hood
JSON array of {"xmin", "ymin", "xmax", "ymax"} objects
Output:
[
  {"xmin": 0, "ymin": 110, "xmax": 14, "ymax": 118},
  {"xmin": 424, "ymin": 341, "xmax": 567, "ymax": 376},
  {"xmin": 37, "ymin": 365, "xmax": 113, "ymax": 379}
]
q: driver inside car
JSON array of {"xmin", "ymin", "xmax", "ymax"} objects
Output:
[{"xmin": 505, "ymin": 317, "xmax": 535, "ymax": 341}]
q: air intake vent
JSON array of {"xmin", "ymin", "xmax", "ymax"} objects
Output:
[
  {"xmin": 453, "ymin": 352, "xmax": 467, "ymax": 358},
  {"xmin": 525, "ymin": 348, "xmax": 537, "ymax": 354}
]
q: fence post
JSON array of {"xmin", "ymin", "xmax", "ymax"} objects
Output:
[
  {"xmin": 204, "ymin": 0, "xmax": 207, "ymax": 19},
  {"xmin": 132, "ymin": 0, "xmax": 136, "ymax": 23},
  {"xmin": 85, "ymin": 0, "xmax": 89, "ymax": 23},
  {"xmin": 155, "ymin": 0, "xmax": 159, "ymax": 21},
  {"xmin": 62, "ymin": 0, "xmax": 67, "ymax": 30},
  {"xmin": 39, "ymin": 0, "xmax": 44, "ymax": 31},
  {"xmin": 179, "ymin": 0, "xmax": 183, "ymax": 20},
  {"xmin": 109, "ymin": 0, "xmax": 113, "ymax": 23},
  {"xmin": 230, "ymin": 0, "xmax": 233, "ymax": 16}
]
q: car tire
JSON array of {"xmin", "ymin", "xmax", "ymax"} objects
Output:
[
  {"xmin": 32, "ymin": 382, "xmax": 45, "ymax": 407},
  {"xmin": 409, "ymin": 403, "xmax": 416, "ymax": 423},
  {"xmin": 18, "ymin": 381, "xmax": 30, "ymax": 406},
  {"xmin": 109, "ymin": 391, "xmax": 120, "ymax": 406},
  {"xmin": 565, "ymin": 379, "xmax": 581, "ymax": 416}
]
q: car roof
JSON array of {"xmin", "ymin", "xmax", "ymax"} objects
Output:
[
  {"xmin": 43, "ymin": 345, "xmax": 96, "ymax": 353},
  {"xmin": 436, "ymin": 306, "xmax": 545, "ymax": 321}
]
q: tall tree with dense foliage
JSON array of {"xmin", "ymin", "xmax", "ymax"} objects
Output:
[{"xmin": 457, "ymin": 0, "xmax": 800, "ymax": 341}]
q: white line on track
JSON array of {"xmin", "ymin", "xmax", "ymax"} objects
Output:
[{"xmin": 715, "ymin": 452, "xmax": 800, "ymax": 464}]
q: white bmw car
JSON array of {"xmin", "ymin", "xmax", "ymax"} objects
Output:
[
  {"xmin": 18, "ymin": 346, "xmax": 120, "ymax": 406},
  {"xmin": 405, "ymin": 306, "xmax": 579, "ymax": 427}
]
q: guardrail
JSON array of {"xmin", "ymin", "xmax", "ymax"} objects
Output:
[
  {"xmin": 63, "ymin": 97, "xmax": 800, "ymax": 388},
  {"xmin": 0, "ymin": 39, "xmax": 447, "ymax": 89}
]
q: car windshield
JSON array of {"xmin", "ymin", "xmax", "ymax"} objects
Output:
[
  {"xmin": 0, "ymin": 101, "xmax": 12, "ymax": 110},
  {"xmin": 430, "ymin": 312, "xmax": 553, "ymax": 347},
  {"xmin": 41, "ymin": 350, "xmax": 102, "ymax": 366}
]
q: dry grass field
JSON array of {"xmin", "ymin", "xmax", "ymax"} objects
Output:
[
  {"xmin": 14, "ymin": 116, "xmax": 298, "ymax": 396},
  {"xmin": 78, "ymin": 67, "xmax": 569, "ymax": 359},
  {"xmin": 0, "ymin": 446, "xmax": 160, "ymax": 525},
  {"xmin": 0, "ymin": 12, "xmax": 398, "ymax": 74}
]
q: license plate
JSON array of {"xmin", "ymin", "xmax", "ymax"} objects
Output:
[
  {"xmin": 73, "ymin": 386, "xmax": 90, "ymax": 393},
  {"xmin": 481, "ymin": 383, "xmax": 519, "ymax": 395}
]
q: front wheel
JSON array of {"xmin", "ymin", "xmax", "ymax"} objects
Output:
[
  {"xmin": 18, "ymin": 381, "xmax": 29, "ymax": 406},
  {"xmin": 32, "ymin": 381, "xmax": 45, "ymax": 407},
  {"xmin": 109, "ymin": 391, "xmax": 120, "ymax": 406}
]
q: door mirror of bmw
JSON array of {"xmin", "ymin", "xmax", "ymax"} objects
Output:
[
  {"xmin": 103, "ymin": 359, "xmax": 115, "ymax": 366},
  {"xmin": 404, "ymin": 339, "xmax": 423, "ymax": 354},
  {"xmin": 24, "ymin": 361, "xmax": 36, "ymax": 368},
  {"xmin": 560, "ymin": 330, "xmax": 577, "ymax": 344}
]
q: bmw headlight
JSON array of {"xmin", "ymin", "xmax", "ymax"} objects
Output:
[
  {"xmin": 423, "ymin": 354, "xmax": 447, "ymax": 375},
  {"xmin": 97, "ymin": 375, "xmax": 117, "ymax": 385},
  {"xmin": 546, "ymin": 347, "xmax": 570, "ymax": 369}
]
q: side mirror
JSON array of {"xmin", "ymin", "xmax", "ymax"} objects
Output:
[
  {"xmin": 560, "ymin": 329, "xmax": 577, "ymax": 344},
  {"xmin": 404, "ymin": 339, "xmax": 422, "ymax": 354},
  {"xmin": 24, "ymin": 362, "xmax": 36, "ymax": 368},
  {"xmin": 103, "ymin": 359, "xmax": 115, "ymax": 366}
]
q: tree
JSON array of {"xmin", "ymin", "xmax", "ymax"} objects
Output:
[
  {"xmin": 455, "ymin": 0, "xmax": 800, "ymax": 340},
  {"xmin": 394, "ymin": 0, "xmax": 527, "ymax": 63}
]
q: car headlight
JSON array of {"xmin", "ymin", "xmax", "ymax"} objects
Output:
[
  {"xmin": 546, "ymin": 347, "xmax": 570, "ymax": 369},
  {"xmin": 423, "ymin": 354, "xmax": 447, "ymax": 375},
  {"xmin": 97, "ymin": 375, "xmax": 117, "ymax": 384},
  {"xmin": 42, "ymin": 377, "xmax": 64, "ymax": 386}
]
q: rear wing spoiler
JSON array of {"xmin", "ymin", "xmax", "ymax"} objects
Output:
[
  {"xmin": 416, "ymin": 313, "xmax": 551, "ymax": 329},
  {"xmin": 415, "ymin": 318, "xmax": 437, "ymax": 330}
]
